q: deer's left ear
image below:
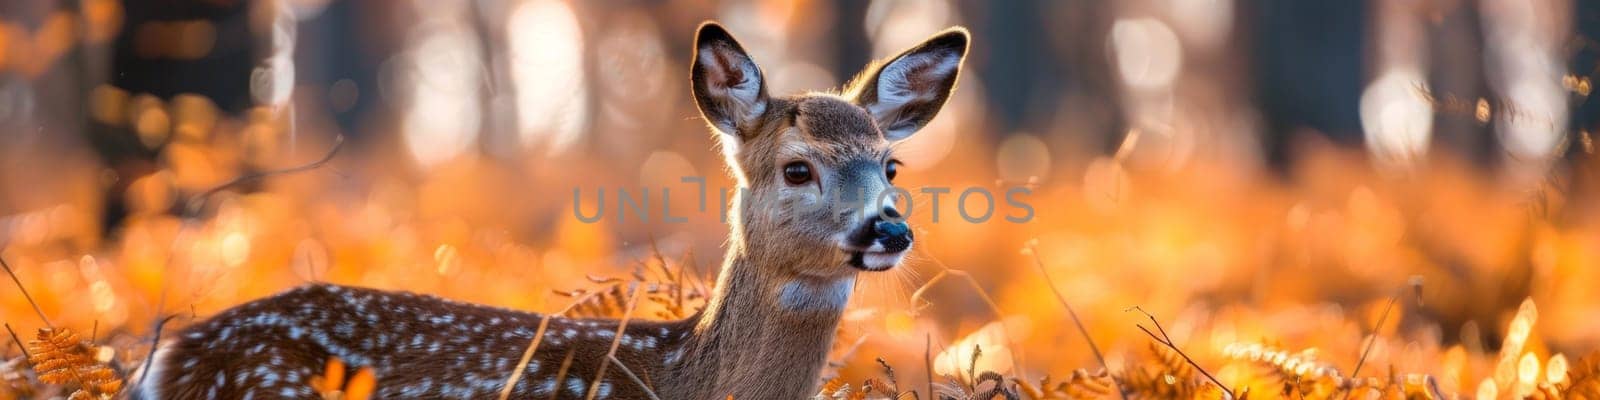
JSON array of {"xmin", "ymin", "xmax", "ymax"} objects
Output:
[{"xmin": 850, "ymin": 27, "xmax": 969, "ymax": 141}]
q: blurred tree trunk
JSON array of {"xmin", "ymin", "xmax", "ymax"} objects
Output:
[
  {"xmin": 829, "ymin": 0, "xmax": 870, "ymax": 87},
  {"xmin": 1244, "ymin": 0, "xmax": 1367, "ymax": 173},
  {"xmin": 91, "ymin": 0, "xmax": 258, "ymax": 231},
  {"xmin": 1559, "ymin": 0, "xmax": 1600, "ymax": 223},
  {"xmin": 1427, "ymin": 1, "xmax": 1497, "ymax": 169}
]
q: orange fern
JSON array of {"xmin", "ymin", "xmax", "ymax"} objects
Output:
[{"xmin": 25, "ymin": 328, "xmax": 121, "ymax": 400}]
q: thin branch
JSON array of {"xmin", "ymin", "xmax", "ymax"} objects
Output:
[
  {"xmin": 1024, "ymin": 242, "xmax": 1125, "ymax": 399},
  {"xmin": 924, "ymin": 333, "xmax": 934, "ymax": 400},
  {"xmin": 185, "ymin": 134, "xmax": 345, "ymax": 215},
  {"xmin": 823, "ymin": 333, "xmax": 872, "ymax": 377},
  {"xmin": 586, "ymin": 285, "xmax": 642, "ymax": 400},
  {"xmin": 1294, "ymin": 376, "xmax": 1306, "ymax": 400},
  {"xmin": 1336, "ymin": 277, "xmax": 1424, "ymax": 399},
  {"xmin": 4, "ymin": 322, "xmax": 29, "ymax": 361},
  {"xmin": 0, "ymin": 255, "xmax": 50, "ymax": 328},
  {"xmin": 909, "ymin": 259, "xmax": 1027, "ymax": 382},
  {"xmin": 133, "ymin": 314, "xmax": 183, "ymax": 391},
  {"xmin": 547, "ymin": 349, "xmax": 577, "ymax": 400},
  {"xmin": 1347, "ymin": 295, "xmax": 1398, "ymax": 380},
  {"xmin": 499, "ymin": 290, "xmax": 607, "ymax": 400},
  {"xmin": 498, "ymin": 313, "xmax": 557, "ymax": 400},
  {"xmin": 607, "ymin": 355, "xmax": 663, "ymax": 400},
  {"xmin": 1127, "ymin": 306, "xmax": 1235, "ymax": 400}
]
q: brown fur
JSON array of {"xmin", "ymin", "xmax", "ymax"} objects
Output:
[{"xmin": 136, "ymin": 21, "xmax": 967, "ymax": 400}]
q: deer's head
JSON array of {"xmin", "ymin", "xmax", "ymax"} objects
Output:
[{"xmin": 690, "ymin": 22, "xmax": 968, "ymax": 277}]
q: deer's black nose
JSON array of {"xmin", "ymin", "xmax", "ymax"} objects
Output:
[
  {"xmin": 846, "ymin": 208, "xmax": 914, "ymax": 252},
  {"xmin": 871, "ymin": 215, "xmax": 912, "ymax": 253}
]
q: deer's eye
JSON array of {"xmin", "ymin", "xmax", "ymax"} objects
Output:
[
  {"xmin": 886, "ymin": 160, "xmax": 901, "ymax": 182},
  {"xmin": 783, "ymin": 162, "xmax": 814, "ymax": 185}
]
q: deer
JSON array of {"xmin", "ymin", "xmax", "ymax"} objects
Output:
[{"xmin": 132, "ymin": 21, "xmax": 968, "ymax": 399}]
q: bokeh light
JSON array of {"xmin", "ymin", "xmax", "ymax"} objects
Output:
[{"xmin": 0, "ymin": 2, "xmax": 1596, "ymax": 399}]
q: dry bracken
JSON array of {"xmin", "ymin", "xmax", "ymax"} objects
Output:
[{"xmin": 24, "ymin": 328, "xmax": 120, "ymax": 400}]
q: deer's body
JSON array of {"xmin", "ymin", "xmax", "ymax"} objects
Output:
[{"xmin": 136, "ymin": 22, "xmax": 967, "ymax": 400}]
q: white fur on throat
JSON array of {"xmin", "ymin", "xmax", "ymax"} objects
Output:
[{"xmin": 777, "ymin": 277, "xmax": 855, "ymax": 311}]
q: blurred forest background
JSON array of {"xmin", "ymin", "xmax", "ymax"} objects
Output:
[{"xmin": 2, "ymin": 0, "xmax": 1600, "ymax": 398}]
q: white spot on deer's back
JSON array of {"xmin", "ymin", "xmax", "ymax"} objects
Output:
[
  {"xmin": 597, "ymin": 381, "xmax": 613, "ymax": 397},
  {"xmin": 625, "ymin": 335, "xmax": 654, "ymax": 351},
  {"xmin": 402, "ymin": 377, "xmax": 434, "ymax": 396},
  {"xmin": 664, "ymin": 348, "xmax": 685, "ymax": 364},
  {"xmin": 566, "ymin": 377, "xmax": 586, "ymax": 395}
]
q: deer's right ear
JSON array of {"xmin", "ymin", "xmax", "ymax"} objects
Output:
[{"xmin": 691, "ymin": 22, "xmax": 769, "ymax": 139}]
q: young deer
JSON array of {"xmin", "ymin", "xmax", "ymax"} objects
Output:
[{"xmin": 134, "ymin": 22, "xmax": 968, "ymax": 399}]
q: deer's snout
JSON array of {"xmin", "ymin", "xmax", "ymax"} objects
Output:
[
  {"xmin": 870, "ymin": 208, "xmax": 912, "ymax": 253},
  {"xmin": 844, "ymin": 206, "xmax": 913, "ymax": 271}
]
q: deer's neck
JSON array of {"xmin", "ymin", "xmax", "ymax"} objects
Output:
[{"xmin": 662, "ymin": 239, "xmax": 853, "ymax": 399}]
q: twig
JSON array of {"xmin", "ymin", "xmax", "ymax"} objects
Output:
[
  {"xmin": 184, "ymin": 134, "xmax": 345, "ymax": 215},
  {"xmin": 1335, "ymin": 277, "xmax": 1424, "ymax": 399},
  {"xmin": 133, "ymin": 314, "xmax": 183, "ymax": 391},
  {"xmin": 909, "ymin": 258, "xmax": 1027, "ymax": 381},
  {"xmin": 4, "ymin": 322, "xmax": 28, "ymax": 361},
  {"xmin": 499, "ymin": 290, "xmax": 607, "ymax": 400},
  {"xmin": 1347, "ymin": 295, "xmax": 1397, "ymax": 382},
  {"xmin": 824, "ymin": 333, "xmax": 871, "ymax": 376},
  {"xmin": 548, "ymin": 349, "xmax": 577, "ymax": 400},
  {"xmin": 1127, "ymin": 306, "xmax": 1235, "ymax": 399},
  {"xmin": 1024, "ymin": 242, "xmax": 1125, "ymax": 399},
  {"xmin": 586, "ymin": 285, "xmax": 642, "ymax": 400},
  {"xmin": 498, "ymin": 313, "xmax": 557, "ymax": 400},
  {"xmin": 924, "ymin": 333, "xmax": 934, "ymax": 400},
  {"xmin": 1, "ymin": 255, "xmax": 51, "ymax": 328},
  {"xmin": 607, "ymin": 355, "xmax": 663, "ymax": 400},
  {"xmin": 876, "ymin": 357, "xmax": 901, "ymax": 394}
]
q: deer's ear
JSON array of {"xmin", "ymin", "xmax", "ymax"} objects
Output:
[
  {"xmin": 691, "ymin": 22, "xmax": 769, "ymax": 138},
  {"xmin": 850, "ymin": 28, "xmax": 969, "ymax": 141}
]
